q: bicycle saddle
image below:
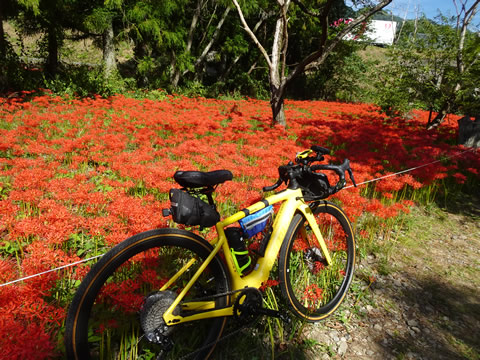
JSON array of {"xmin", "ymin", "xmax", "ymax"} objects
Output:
[{"xmin": 174, "ymin": 170, "xmax": 233, "ymax": 188}]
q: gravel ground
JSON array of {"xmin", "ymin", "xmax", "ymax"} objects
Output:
[{"xmin": 304, "ymin": 203, "xmax": 480, "ymax": 360}]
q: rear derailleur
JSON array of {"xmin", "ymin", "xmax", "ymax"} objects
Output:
[{"xmin": 139, "ymin": 291, "xmax": 177, "ymax": 350}]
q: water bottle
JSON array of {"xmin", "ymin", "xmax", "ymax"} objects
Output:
[{"xmin": 225, "ymin": 227, "xmax": 251, "ymax": 275}]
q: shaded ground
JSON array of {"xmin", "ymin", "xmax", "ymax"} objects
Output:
[{"xmin": 304, "ymin": 192, "xmax": 480, "ymax": 360}]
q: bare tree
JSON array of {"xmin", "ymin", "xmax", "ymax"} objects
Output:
[
  {"xmin": 428, "ymin": 0, "xmax": 480, "ymax": 129},
  {"xmin": 171, "ymin": 0, "xmax": 205, "ymax": 87},
  {"xmin": 232, "ymin": 0, "xmax": 393, "ymax": 127},
  {"xmin": 171, "ymin": 1, "xmax": 232, "ymax": 88},
  {"xmin": 454, "ymin": 0, "xmax": 480, "ymax": 91}
]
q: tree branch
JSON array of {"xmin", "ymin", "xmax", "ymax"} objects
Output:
[
  {"xmin": 220, "ymin": 12, "xmax": 270, "ymax": 82},
  {"xmin": 286, "ymin": 0, "xmax": 392, "ymax": 84},
  {"xmin": 456, "ymin": 0, "xmax": 479, "ymax": 78},
  {"xmin": 232, "ymin": 0, "xmax": 273, "ymax": 70},
  {"xmin": 198, "ymin": 2, "xmax": 217, "ymax": 49},
  {"xmin": 465, "ymin": 0, "xmax": 480, "ymax": 20},
  {"xmin": 280, "ymin": 3, "xmax": 289, "ymax": 78},
  {"xmin": 186, "ymin": 6, "xmax": 232, "ymax": 76},
  {"xmin": 186, "ymin": 0, "xmax": 204, "ymax": 52}
]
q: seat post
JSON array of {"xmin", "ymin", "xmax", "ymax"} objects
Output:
[
  {"xmin": 180, "ymin": 185, "xmax": 216, "ymax": 208},
  {"xmin": 202, "ymin": 186, "xmax": 216, "ymax": 208}
]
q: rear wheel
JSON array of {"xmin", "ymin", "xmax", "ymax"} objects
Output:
[
  {"xmin": 279, "ymin": 201, "xmax": 355, "ymax": 321},
  {"xmin": 65, "ymin": 228, "xmax": 230, "ymax": 360}
]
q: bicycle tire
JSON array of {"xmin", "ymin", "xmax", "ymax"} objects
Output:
[
  {"xmin": 65, "ymin": 228, "xmax": 230, "ymax": 360},
  {"xmin": 279, "ymin": 201, "xmax": 355, "ymax": 321}
]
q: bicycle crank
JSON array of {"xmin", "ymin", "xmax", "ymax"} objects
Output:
[{"xmin": 233, "ymin": 287, "xmax": 291, "ymax": 324}]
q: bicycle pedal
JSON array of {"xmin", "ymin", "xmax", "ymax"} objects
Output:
[{"xmin": 255, "ymin": 307, "xmax": 291, "ymax": 323}]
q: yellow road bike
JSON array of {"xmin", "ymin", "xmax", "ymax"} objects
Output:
[{"xmin": 65, "ymin": 145, "xmax": 357, "ymax": 359}]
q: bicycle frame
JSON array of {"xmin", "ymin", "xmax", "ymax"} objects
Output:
[{"xmin": 161, "ymin": 188, "xmax": 333, "ymax": 326}]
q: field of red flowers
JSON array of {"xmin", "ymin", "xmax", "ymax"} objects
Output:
[{"xmin": 0, "ymin": 92, "xmax": 478, "ymax": 359}]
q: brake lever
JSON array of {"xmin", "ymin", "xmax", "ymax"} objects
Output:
[
  {"xmin": 347, "ymin": 168, "xmax": 357, "ymax": 187},
  {"xmin": 262, "ymin": 178, "xmax": 283, "ymax": 192}
]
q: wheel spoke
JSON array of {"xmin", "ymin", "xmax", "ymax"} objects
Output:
[
  {"xmin": 280, "ymin": 202, "xmax": 355, "ymax": 321},
  {"xmin": 65, "ymin": 229, "xmax": 230, "ymax": 360}
]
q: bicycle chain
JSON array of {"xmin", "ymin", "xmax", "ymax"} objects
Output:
[
  {"xmin": 176, "ymin": 321, "xmax": 253, "ymax": 360},
  {"xmin": 155, "ymin": 287, "xmax": 258, "ymax": 360}
]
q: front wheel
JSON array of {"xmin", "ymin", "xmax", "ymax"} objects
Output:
[
  {"xmin": 279, "ymin": 201, "xmax": 355, "ymax": 321},
  {"xmin": 65, "ymin": 228, "xmax": 230, "ymax": 360}
]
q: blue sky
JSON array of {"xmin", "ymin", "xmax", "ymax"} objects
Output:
[{"xmin": 385, "ymin": 0, "xmax": 480, "ymax": 27}]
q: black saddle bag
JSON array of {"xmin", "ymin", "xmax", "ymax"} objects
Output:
[{"xmin": 169, "ymin": 188, "xmax": 220, "ymax": 227}]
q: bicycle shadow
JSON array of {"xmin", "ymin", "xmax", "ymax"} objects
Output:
[{"xmin": 213, "ymin": 317, "xmax": 316, "ymax": 360}]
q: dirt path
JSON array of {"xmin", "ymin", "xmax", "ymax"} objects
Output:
[{"xmin": 305, "ymin": 194, "xmax": 480, "ymax": 360}]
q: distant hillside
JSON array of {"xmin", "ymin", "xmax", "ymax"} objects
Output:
[{"xmin": 372, "ymin": 10, "xmax": 404, "ymax": 23}]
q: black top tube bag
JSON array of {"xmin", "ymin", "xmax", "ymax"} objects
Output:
[
  {"xmin": 169, "ymin": 188, "xmax": 220, "ymax": 228},
  {"xmin": 297, "ymin": 172, "xmax": 330, "ymax": 200}
]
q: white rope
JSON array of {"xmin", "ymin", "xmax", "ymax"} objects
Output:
[
  {"xmin": 0, "ymin": 254, "xmax": 103, "ymax": 287},
  {"xmin": 0, "ymin": 148, "xmax": 476, "ymax": 288},
  {"xmin": 345, "ymin": 148, "xmax": 476, "ymax": 189}
]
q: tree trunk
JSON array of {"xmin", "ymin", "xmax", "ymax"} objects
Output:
[
  {"xmin": 270, "ymin": 85, "xmax": 286, "ymax": 127},
  {"xmin": 427, "ymin": 109, "xmax": 448, "ymax": 129},
  {"xmin": 171, "ymin": 0, "xmax": 203, "ymax": 88},
  {"xmin": 45, "ymin": 26, "xmax": 59, "ymax": 76},
  {"xmin": 428, "ymin": 1, "xmax": 480, "ymax": 131},
  {"xmin": 269, "ymin": 1, "xmax": 289, "ymax": 126},
  {"xmin": 232, "ymin": 0, "xmax": 392, "ymax": 127},
  {"xmin": 190, "ymin": 6, "xmax": 231, "ymax": 83},
  {"xmin": 103, "ymin": 20, "xmax": 117, "ymax": 78},
  {"xmin": 0, "ymin": 4, "xmax": 5, "ymax": 58},
  {"xmin": 427, "ymin": 100, "xmax": 452, "ymax": 129},
  {"xmin": 134, "ymin": 41, "xmax": 149, "ymax": 87}
]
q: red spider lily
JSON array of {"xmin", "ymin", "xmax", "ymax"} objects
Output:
[
  {"xmin": 312, "ymin": 261, "xmax": 325, "ymax": 274},
  {"xmin": 302, "ymin": 284, "xmax": 323, "ymax": 309},
  {"xmin": 260, "ymin": 279, "xmax": 280, "ymax": 292},
  {"xmin": 98, "ymin": 280, "xmax": 144, "ymax": 314},
  {"xmin": 292, "ymin": 237, "xmax": 309, "ymax": 252},
  {"xmin": 0, "ymin": 93, "xmax": 477, "ymax": 356}
]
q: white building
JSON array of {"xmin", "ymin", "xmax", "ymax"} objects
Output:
[
  {"xmin": 343, "ymin": 19, "xmax": 397, "ymax": 45},
  {"xmin": 363, "ymin": 20, "xmax": 397, "ymax": 46}
]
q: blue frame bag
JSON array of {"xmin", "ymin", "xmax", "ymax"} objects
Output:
[{"xmin": 239, "ymin": 205, "xmax": 273, "ymax": 238}]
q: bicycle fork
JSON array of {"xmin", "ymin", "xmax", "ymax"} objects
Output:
[{"xmin": 297, "ymin": 203, "xmax": 333, "ymax": 266}]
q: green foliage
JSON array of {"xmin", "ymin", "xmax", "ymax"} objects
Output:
[
  {"xmin": 288, "ymin": 42, "xmax": 371, "ymax": 102},
  {"xmin": 17, "ymin": 0, "xmax": 40, "ymax": 15},
  {"xmin": 7, "ymin": 0, "xmax": 476, "ymax": 125},
  {"xmin": 84, "ymin": 7, "xmax": 115, "ymax": 33},
  {"xmin": 42, "ymin": 65, "xmax": 135, "ymax": 97},
  {"xmin": 373, "ymin": 15, "xmax": 480, "ymax": 117},
  {"xmin": 2, "ymin": 0, "xmax": 365, "ymax": 102},
  {"xmin": 0, "ymin": 37, "xmax": 43, "ymax": 93},
  {"xmin": 372, "ymin": 9, "xmax": 402, "ymax": 22}
]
